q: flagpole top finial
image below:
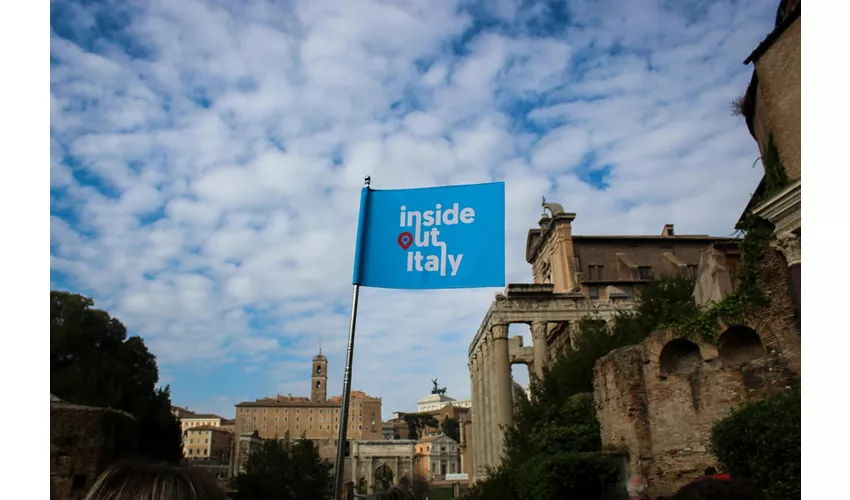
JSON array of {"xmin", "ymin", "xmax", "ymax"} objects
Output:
[{"xmin": 364, "ymin": 176, "xmax": 371, "ymax": 187}]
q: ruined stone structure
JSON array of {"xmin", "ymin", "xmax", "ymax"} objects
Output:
[
  {"xmin": 592, "ymin": 6, "xmax": 803, "ymax": 491},
  {"xmin": 50, "ymin": 394, "xmax": 138, "ymax": 500},
  {"xmin": 594, "ymin": 319, "xmax": 800, "ymax": 496},
  {"xmin": 467, "ymin": 205, "xmax": 731, "ymax": 481}
]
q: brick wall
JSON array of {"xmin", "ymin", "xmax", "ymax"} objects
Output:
[
  {"xmin": 751, "ymin": 16, "xmax": 801, "ymax": 182},
  {"xmin": 50, "ymin": 403, "xmax": 137, "ymax": 500},
  {"xmin": 594, "ymin": 324, "xmax": 798, "ymax": 497},
  {"xmin": 593, "ymin": 240, "xmax": 801, "ymax": 497}
]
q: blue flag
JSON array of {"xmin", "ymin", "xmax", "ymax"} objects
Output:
[{"xmin": 352, "ymin": 182, "xmax": 506, "ymax": 289}]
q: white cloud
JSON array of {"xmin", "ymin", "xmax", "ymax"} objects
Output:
[{"xmin": 50, "ymin": 0, "xmax": 777, "ymax": 417}]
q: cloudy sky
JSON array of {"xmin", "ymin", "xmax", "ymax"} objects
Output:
[{"xmin": 50, "ymin": 0, "xmax": 776, "ymax": 419}]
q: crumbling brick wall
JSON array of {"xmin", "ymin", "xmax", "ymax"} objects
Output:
[
  {"xmin": 50, "ymin": 403, "xmax": 137, "ymax": 500},
  {"xmin": 594, "ymin": 321, "xmax": 798, "ymax": 497}
]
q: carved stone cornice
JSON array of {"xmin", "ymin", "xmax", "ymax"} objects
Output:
[
  {"xmin": 751, "ymin": 179, "xmax": 801, "ymax": 235},
  {"xmin": 771, "ymin": 231, "xmax": 801, "ymax": 266}
]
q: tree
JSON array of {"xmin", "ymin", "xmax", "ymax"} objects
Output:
[
  {"xmin": 398, "ymin": 474, "xmax": 431, "ymax": 500},
  {"xmin": 441, "ymin": 417, "xmax": 460, "ymax": 443},
  {"xmin": 50, "ymin": 291, "xmax": 182, "ymax": 462},
  {"xmin": 233, "ymin": 436, "xmax": 332, "ymax": 500},
  {"xmin": 401, "ymin": 412, "xmax": 439, "ymax": 440},
  {"xmin": 710, "ymin": 388, "xmax": 800, "ymax": 500}
]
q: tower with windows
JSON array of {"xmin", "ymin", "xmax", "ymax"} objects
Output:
[{"xmin": 311, "ymin": 349, "xmax": 328, "ymax": 402}]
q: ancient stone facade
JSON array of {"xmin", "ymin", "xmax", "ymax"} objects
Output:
[
  {"xmin": 50, "ymin": 395, "xmax": 138, "ymax": 500},
  {"xmin": 467, "ymin": 206, "xmax": 731, "ymax": 481},
  {"xmin": 344, "ymin": 440, "xmax": 416, "ymax": 494},
  {"xmin": 594, "ymin": 320, "xmax": 800, "ymax": 497},
  {"xmin": 742, "ymin": 0, "xmax": 801, "ymax": 315}
]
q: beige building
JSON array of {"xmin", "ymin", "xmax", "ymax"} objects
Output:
[
  {"xmin": 468, "ymin": 205, "xmax": 733, "ymax": 481},
  {"xmin": 171, "ymin": 406, "xmax": 229, "ymax": 435},
  {"xmin": 183, "ymin": 425, "xmax": 233, "ymax": 462},
  {"xmin": 234, "ymin": 350, "xmax": 383, "ymax": 442},
  {"xmin": 414, "ymin": 434, "xmax": 461, "ymax": 480}
]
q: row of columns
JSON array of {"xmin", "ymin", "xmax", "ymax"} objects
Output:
[{"xmin": 469, "ymin": 321, "xmax": 549, "ymax": 481}]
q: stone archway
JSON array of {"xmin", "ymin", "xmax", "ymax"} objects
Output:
[{"xmin": 373, "ymin": 464, "xmax": 394, "ymax": 492}]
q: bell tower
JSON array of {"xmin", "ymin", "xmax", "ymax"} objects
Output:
[{"xmin": 311, "ymin": 348, "xmax": 328, "ymax": 402}]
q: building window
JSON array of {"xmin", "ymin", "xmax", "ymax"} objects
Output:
[
  {"xmin": 296, "ymin": 409, "xmax": 300, "ymax": 414},
  {"xmin": 588, "ymin": 286, "xmax": 599, "ymax": 299},
  {"xmin": 275, "ymin": 408, "xmax": 279, "ymax": 414},
  {"xmin": 621, "ymin": 285, "xmax": 634, "ymax": 298},
  {"xmin": 638, "ymin": 266, "xmax": 653, "ymax": 279},
  {"xmin": 274, "ymin": 424, "xmax": 278, "ymax": 431},
  {"xmin": 263, "ymin": 408, "xmax": 267, "ymax": 414},
  {"xmin": 588, "ymin": 265, "xmax": 604, "ymax": 280},
  {"xmin": 309, "ymin": 409, "xmax": 313, "ymax": 414},
  {"xmin": 316, "ymin": 381, "xmax": 321, "ymax": 389}
]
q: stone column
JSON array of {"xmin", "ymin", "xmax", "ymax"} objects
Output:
[
  {"xmin": 470, "ymin": 356, "xmax": 481, "ymax": 479},
  {"xmin": 481, "ymin": 338, "xmax": 492, "ymax": 472},
  {"xmin": 530, "ymin": 321, "xmax": 548, "ymax": 381},
  {"xmin": 772, "ymin": 231, "xmax": 801, "ymax": 316},
  {"xmin": 492, "ymin": 324, "xmax": 512, "ymax": 463}
]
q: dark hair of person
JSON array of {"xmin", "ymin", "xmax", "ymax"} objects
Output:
[
  {"xmin": 703, "ymin": 467, "xmax": 717, "ymax": 476},
  {"xmin": 84, "ymin": 462, "xmax": 227, "ymax": 500},
  {"xmin": 672, "ymin": 477, "xmax": 769, "ymax": 500},
  {"xmin": 367, "ymin": 486, "xmax": 414, "ymax": 500}
]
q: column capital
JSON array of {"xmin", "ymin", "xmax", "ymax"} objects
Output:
[
  {"xmin": 491, "ymin": 323, "xmax": 509, "ymax": 339},
  {"xmin": 771, "ymin": 231, "xmax": 801, "ymax": 266}
]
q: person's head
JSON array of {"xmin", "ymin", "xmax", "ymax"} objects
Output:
[
  {"xmin": 84, "ymin": 462, "xmax": 227, "ymax": 500},
  {"xmin": 703, "ymin": 467, "xmax": 717, "ymax": 476},
  {"xmin": 672, "ymin": 477, "xmax": 769, "ymax": 500},
  {"xmin": 627, "ymin": 475, "xmax": 649, "ymax": 499},
  {"xmin": 367, "ymin": 487, "xmax": 413, "ymax": 500}
]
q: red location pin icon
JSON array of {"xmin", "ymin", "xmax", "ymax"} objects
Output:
[{"xmin": 397, "ymin": 232, "xmax": 413, "ymax": 251}]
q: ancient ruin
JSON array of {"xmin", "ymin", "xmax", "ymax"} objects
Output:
[{"xmin": 467, "ymin": 204, "xmax": 733, "ymax": 481}]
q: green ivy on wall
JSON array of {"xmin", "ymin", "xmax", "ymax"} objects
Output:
[{"xmin": 761, "ymin": 132, "xmax": 790, "ymax": 198}]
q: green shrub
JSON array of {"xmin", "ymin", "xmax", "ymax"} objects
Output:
[
  {"xmin": 710, "ymin": 388, "xmax": 800, "ymax": 500},
  {"xmin": 516, "ymin": 452, "xmax": 621, "ymax": 500}
]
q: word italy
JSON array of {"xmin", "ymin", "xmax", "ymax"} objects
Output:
[{"xmin": 398, "ymin": 203, "xmax": 475, "ymax": 277}]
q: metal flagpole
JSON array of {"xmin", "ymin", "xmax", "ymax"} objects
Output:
[{"xmin": 332, "ymin": 175, "xmax": 371, "ymax": 500}]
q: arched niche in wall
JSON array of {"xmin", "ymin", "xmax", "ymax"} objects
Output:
[
  {"xmin": 659, "ymin": 338, "xmax": 703, "ymax": 375},
  {"xmin": 718, "ymin": 325, "xmax": 765, "ymax": 367}
]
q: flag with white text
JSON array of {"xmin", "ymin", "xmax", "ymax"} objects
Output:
[{"xmin": 352, "ymin": 182, "xmax": 506, "ymax": 289}]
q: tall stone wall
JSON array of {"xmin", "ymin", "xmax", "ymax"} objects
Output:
[
  {"xmin": 50, "ymin": 402, "xmax": 138, "ymax": 500},
  {"xmin": 594, "ymin": 323, "xmax": 799, "ymax": 497}
]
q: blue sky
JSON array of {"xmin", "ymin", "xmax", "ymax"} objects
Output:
[{"xmin": 50, "ymin": 0, "xmax": 777, "ymax": 419}]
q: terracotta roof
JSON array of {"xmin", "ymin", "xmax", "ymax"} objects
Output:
[
  {"xmin": 182, "ymin": 413, "xmax": 224, "ymax": 420},
  {"xmin": 572, "ymin": 235, "xmax": 733, "ymax": 242}
]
